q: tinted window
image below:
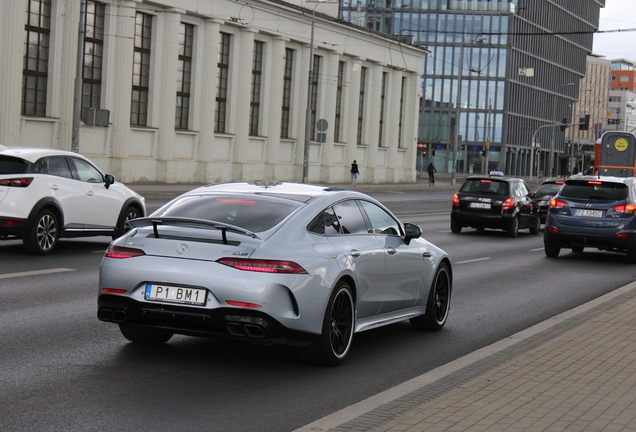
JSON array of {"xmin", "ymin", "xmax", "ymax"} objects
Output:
[
  {"xmin": 460, "ymin": 179, "xmax": 508, "ymax": 194},
  {"xmin": 332, "ymin": 200, "xmax": 369, "ymax": 235},
  {"xmin": 560, "ymin": 181, "xmax": 629, "ymax": 201},
  {"xmin": 0, "ymin": 156, "xmax": 29, "ymax": 175},
  {"xmin": 47, "ymin": 157, "xmax": 73, "ymax": 179},
  {"xmin": 72, "ymin": 158, "xmax": 103, "ymax": 183},
  {"xmin": 359, "ymin": 200, "xmax": 401, "ymax": 235},
  {"xmin": 536, "ymin": 182, "xmax": 563, "ymax": 196},
  {"xmin": 307, "ymin": 207, "xmax": 341, "ymax": 236},
  {"xmin": 156, "ymin": 195, "xmax": 299, "ymax": 232}
]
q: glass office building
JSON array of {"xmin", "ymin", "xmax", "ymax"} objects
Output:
[{"xmin": 341, "ymin": 0, "xmax": 605, "ymax": 176}]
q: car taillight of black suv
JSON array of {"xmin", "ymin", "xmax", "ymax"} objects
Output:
[{"xmin": 543, "ymin": 176, "xmax": 636, "ymax": 263}]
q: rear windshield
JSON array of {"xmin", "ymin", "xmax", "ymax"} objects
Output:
[
  {"xmin": 0, "ymin": 156, "xmax": 29, "ymax": 175},
  {"xmin": 536, "ymin": 182, "xmax": 563, "ymax": 196},
  {"xmin": 460, "ymin": 179, "xmax": 509, "ymax": 195},
  {"xmin": 560, "ymin": 181, "xmax": 629, "ymax": 201},
  {"xmin": 154, "ymin": 195, "xmax": 299, "ymax": 232}
]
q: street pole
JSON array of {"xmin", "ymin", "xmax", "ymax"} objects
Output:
[
  {"xmin": 531, "ymin": 123, "xmax": 563, "ymax": 180},
  {"xmin": 71, "ymin": 0, "xmax": 86, "ymax": 153},
  {"xmin": 451, "ymin": 42, "xmax": 464, "ymax": 186},
  {"xmin": 549, "ymin": 83, "xmax": 574, "ymax": 177}
]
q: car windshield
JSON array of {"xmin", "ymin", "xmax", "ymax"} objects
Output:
[
  {"xmin": 536, "ymin": 183, "xmax": 563, "ymax": 196},
  {"xmin": 154, "ymin": 194, "xmax": 299, "ymax": 232},
  {"xmin": 460, "ymin": 179, "xmax": 508, "ymax": 195},
  {"xmin": 560, "ymin": 181, "xmax": 629, "ymax": 201},
  {"xmin": 0, "ymin": 156, "xmax": 29, "ymax": 175}
]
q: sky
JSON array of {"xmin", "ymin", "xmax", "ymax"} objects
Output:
[{"xmin": 592, "ymin": 0, "xmax": 636, "ymax": 61}]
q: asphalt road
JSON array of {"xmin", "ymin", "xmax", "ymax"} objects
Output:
[{"xmin": 1, "ymin": 190, "xmax": 633, "ymax": 431}]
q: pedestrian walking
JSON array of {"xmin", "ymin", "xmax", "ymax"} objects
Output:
[
  {"xmin": 427, "ymin": 162, "xmax": 436, "ymax": 186},
  {"xmin": 350, "ymin": 160, "xmax": 359, "ymax": 187}
]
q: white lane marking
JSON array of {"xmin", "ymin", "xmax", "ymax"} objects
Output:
[
  {"xmin": 0, "ymin": 268, "xmax": 75, "ymax": 280},
  {"xmin": 456, "ymin": 257, "xmax": 492, "ymax": 264},
  {"xmin": 530, "ymin": 247, "xmax": 544, "ymax": 252}
]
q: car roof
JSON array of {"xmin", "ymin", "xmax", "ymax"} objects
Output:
[
  {"xmin": 0, "ymin": 145, "xmax": 82, "ymax": 162},
  {"xmin": 565, "ymin": 175, "xmax": 636, "ymax": 185},
  {"xmin": 540, "ymin": 177, "xmax": 565, "ymax": 184},
  {"xmin": 185, "ymin": 182, "xmax": 350, "ymax": 203},
  {"xmin": 464, "ymin": 175, "xmax": 523, "ymax": 182}
]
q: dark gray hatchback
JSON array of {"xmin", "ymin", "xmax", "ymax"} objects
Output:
[{"xmin": 543, "ymin": 176, "xmax": 636, "ymax": 263}]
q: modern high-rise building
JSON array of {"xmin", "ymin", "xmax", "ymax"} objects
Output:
[{"xmin": 341, "ymin": 0, "xmax": 605, "ymax": 178}]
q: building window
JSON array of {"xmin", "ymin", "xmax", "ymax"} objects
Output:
[
  {"xmin": 82, "ymin": 1, "xmax": 105, "ymax": 115},
  {"xmin": 281, "ymin": 48, "xmax": 294, "ymax": 139},
  {"xmin": 22, "ymin": 0, "xmax": 51, "ymax": 116},
  {"xmin": 310, "ymin": 55, "xmax": 321, "ymax": 139},
  {"xmin": 398, "ymin": 77, "xmax": 406, "ymax": 148},
  {"xmin": 131, "ymin": 12, "xmax": 152, "ymax": 126},
  {"xmin": 249, "ymin": 41, "xmax": 264, "ymax": 136},
  {"xmin": 357, "ymin": 67, "xmax": 367, "ymax": 145},
  {"xmin": 620, "ymin": 76, "xmax": 629, "ymax": 82},
  {"xmin": 175, "ymin": 23, "xmax": 193, "ymax": 130},
  {"xmin": 334, "ymin": 61, "xmax": 345, "ymax": 143},
  {"xmin": 216, "ymin": 33, "xmax": 231, "ymax": 133},
  {"xmin": 379, "ymin": 72, "xmax": 388, "ymax": 147}
]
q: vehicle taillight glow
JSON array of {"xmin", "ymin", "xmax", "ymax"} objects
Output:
[
  {"xmin": 226, "ymin": 300, "xmax": 262, "ymax": 308},
  {"xmin": 0, "ymin": 177, "xmax": 33, "ymax": 187},
  {"xmin": 480, "ymin": 180, "xmax": 492, "ymax": 183},
  {"xmin": 548, "ymin": 227, "xmax": 559, "ymax": 233},
  {"xmin": 550, "ymin": 199, "xmax": 566, "ymax": 209},
  {"xmin": 3, "ymin": 220, "xmax": 24, "ymax": 226},
  {"xmin": 453, "ymin": 193, "xmax": 460, "ymax": 207},
  {"xmin": 588, "ymin": 181, "xmax": 602, "ymax": 185},
  {"xmin": 101, "ymin": 288, "xmax": 128, "ymax": 294},
  {"xmin": 217, "ymin": 258, "xmax": 308, "ymax": 274},
  {"xmin": 104, "ymin": 245, "xmax": 146, "ymax": 259},
  {"xmin": 617, "ymin": 232, "xmax": 629, "ymax": 239},
  {"xmin": 614, "ymin": 204, "xmax": 636, "ymax": 214},
  {"xmin": 556, "ymin": 181, "xmax": 564, "ymax": 185},
  {"xmin": 501, "ymin": 197, "xmax": 514, "ymax": 211}
]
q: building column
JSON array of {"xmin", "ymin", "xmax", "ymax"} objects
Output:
[
  {"xmin": 319, "ymin": 51, "xmax": 340, "ymax": 182},
  {"xmin": 0, "ymin": 1, "xmax": 23, "ymax": 146},
  {"xmin": 263, "ymin": 37, "xmax": 287, "ymax": 172},
  {"xmin": 345, "ymin": 59, "xmax": 362, "ymax": 174},
  {"xmin": 363, "ymin": 63, "xmax": 383, "ymax": 179}
]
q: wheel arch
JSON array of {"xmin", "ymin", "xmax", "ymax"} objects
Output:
[{"xmin": 27, "ymin": 197, "xmax": 64, "ymax": 230}]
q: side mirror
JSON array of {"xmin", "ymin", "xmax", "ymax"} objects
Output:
[
  {"xmin": 403, "ymin": 223, "xmax": 422, "ymax": 245},
  {"xmin": 104, "ymin": 174, "xmax": 115, "ymax": 189}
]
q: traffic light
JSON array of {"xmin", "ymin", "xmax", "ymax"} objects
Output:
[
  {"xmin": 480, "ymin": 149, "xmax": 487, "ymax": 157},
  {"xmin": 560, "ymin": 118, "xmax": 568, "ymax": 131},
  {"xmin": 579, "ymin": 114, "xmax": 590, "ymax": 131}
]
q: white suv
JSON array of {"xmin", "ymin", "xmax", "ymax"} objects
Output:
[{"xmin": 0, "ymin": 146, "xmax": 145, "ymax": 254}]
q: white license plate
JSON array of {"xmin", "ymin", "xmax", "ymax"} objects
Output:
[
  {"xmin": 470, "ymin": 202, "xmax": 491, "ymax": 209},
  {"xmin": 575, "ymin": 209, "xmax": 603, "ymax": 218},
  {"xmin": 144, "ymin": 284, "xmax": 207, "ymax": 305}
]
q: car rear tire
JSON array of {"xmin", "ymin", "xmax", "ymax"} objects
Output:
[
  {"xmin": 507, "ymin": 216, "xmax": 519, "ymax": 238},
  {"xmin": 297, "ymin": 281, "xmax": 354, "ymax": 366},
  {"xmin": 23, "ymin": 209, "xmax": 59, "ymax": 255},
  {"xmin": 450, "ymin": 219, "xmax": 462, "ymax": 234},
  {"xmin": 545, "ymin": 244, "xmax": 560, "ymax": 258},
  {"xmin": 410, "ymin": 262, "xmax": 451, "ymax": 331},
  {"xmin": 529, "ymin": 216, "xmax": 540, "ymax": 235},
  {"xmin": 119, "ymin": 324, "xmax": 173, "ymax": 345},
  {"xmin": 113, "ymin": 206, "xmax": 141, "ymax": 239}
]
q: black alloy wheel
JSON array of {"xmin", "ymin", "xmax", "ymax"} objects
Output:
[{"xmin": 410, "ymin": 262, "xmax": 451, "ymax": 331}]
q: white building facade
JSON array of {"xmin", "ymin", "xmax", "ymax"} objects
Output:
[{"xmin": 0, "ymin": 0, "xmax": 425, "ymax": 185}]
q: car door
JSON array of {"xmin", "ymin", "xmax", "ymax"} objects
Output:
[
  {"xmin": 359, "ymin": 200, "xmax": 424, "ymax": 314},
  {"xmin": 69, "ymin": 157, "xmax": 121, "ymax": 230},
  {"xmin": 325, "ymin": 200, "xmax": 385, "ymax": 318},
  {"xmin": 42, "ymin": 156, "xmax": 85, "ymax": 230},
  {"xmin": 515, "ymin": 181, "xmax": 535, "ymax": 227}
]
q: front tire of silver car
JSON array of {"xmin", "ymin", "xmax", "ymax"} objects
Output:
[
  {"xmin": 119, "ymin": 324, "xmax": 173, "ymax": 345},
  {"xmin": 410, "ymin": 262, "xmax": 451, "ymax": 331},
  {"xmin": 23, "ymin": 209, "xmax": 59, "ymax": 255},
  {"xmin": 297, "ymin": 281, "xmax": 354, "ymax": 366}
]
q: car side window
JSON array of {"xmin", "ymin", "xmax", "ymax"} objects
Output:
[
  {"xmin": 359, "ymin": 200, "xmax": 401, "ymax": 236},
  {"xmin": 307, "ymin": 207, "xmax": 342, "ymax": 236},
  {"xmin": 332, "ymin": 200, "xmax": 369, "ymax": 235},
  {"xmin": 32, "ymin": 158, "xmax": 48, "ymax": 174},
  {"xmin": 72, "ymin": 158, "xmax": 103, "ymax": 183},
  {"xmin": 47, "ymin": 157, "xmax": 74, "ymax": 179},
  {"xmin": 519, "ymin": 182, "xmax": 530, "ymax": 197}
]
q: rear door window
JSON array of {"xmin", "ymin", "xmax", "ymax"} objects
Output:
[
  {"xmin": 47, "ymin": 157, "xmax": 74, "ymax": 179},
  {"xmin": 561, "ymin": 181, "xmax": 629, "ymax": 201},
  {"xmin": 332, "ymin": 200, "xmax": 369, "ymax": 235},
  {"xmin": 0, "ymin": 156, "xmax": 29, "ymax": 175}
]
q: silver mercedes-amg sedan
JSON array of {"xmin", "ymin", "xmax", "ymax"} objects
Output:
[{"xmin": 98, "ymin": 182, "xmax": 452, "ymax": 366}]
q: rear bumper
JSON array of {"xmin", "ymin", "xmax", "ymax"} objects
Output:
[
  {"xmin": 544, "ymin": 229, "xmax": 635, "ymax": 251},
  {"xmin": 97, "ymin": 294, "xmax": 318, "ymax": 346},
  {"xmin": 451, "ymin": 210, "xmax": 514, "ymax": 229},
  {"xmin": 0, "ymin": 218, "xmax": 29, "ymax": 239}
]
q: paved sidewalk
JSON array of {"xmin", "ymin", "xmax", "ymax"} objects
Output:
[{"xmin": 296, "ymin": 281, "xmax": 636, "ymax": 432}]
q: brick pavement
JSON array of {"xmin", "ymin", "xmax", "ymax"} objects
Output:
[{"xmin": 296, "ymin": 282, "xmax": 636, "ymax": 432}]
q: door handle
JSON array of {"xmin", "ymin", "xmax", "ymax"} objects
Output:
[
  {"xmin": 350, "ymin": 249, "xmax": 361, "ymax": 258},
  {"xmin": 422, "ymin": 251, "xmax": 432, "ymax": 258},
  {"xmin": 50, "ymin": 185, "xmax": 59, "ymax": 191},
  {"xmin": 86, "ymin": 191, "xmax": 95, "ymax": 197},
  {"xmin": 386, "ymin": 247, "xmax": 396, "ymax": 255}
]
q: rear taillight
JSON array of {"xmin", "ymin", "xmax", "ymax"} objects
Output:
[
  {"xmin": 0, "ymin": 177, "xmax": 33, "ymax": 187},
  {"xmin": 226, "ymin": 300, "xmax": 262, "ymax": 308},
  {"xmin": 104, "ymin": 245, "xmax": 146, "ymax": 259},
  {"xmin": 101, "ymin": 288, "xmax": 128, "ymax": 294},
  {"xmin": 501, "ymin": 197, "xmax": 514, "ymax": 211},
  {"xmin": 550, "ymin": 199, "xmax": 566, "ymax": 209},
  {"xmin": 452, "ymin": 194, "xmax": 459, "ymax": 207},
  {"xmin": 217, "ymin": 258, "xmax": 308, "ymax": 274},
  {"xmin": 614, "ymin": 204, "xmax": 636, "ymax": 214},
  {"xmin": 3, "ymin": 220, "xmax": 24, "ymax": 226}
]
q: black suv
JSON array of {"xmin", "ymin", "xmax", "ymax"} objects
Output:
[
  {"xmin": 534, "ymin": 177, "xmax": 565, "ymax": 224},
  {"xmin": 451, "ymin": 175, "xmax": 540, "ymax": 237},
  {"xmin": 544, "ymin": 176, "xmax": 636, "ymax": 262}
]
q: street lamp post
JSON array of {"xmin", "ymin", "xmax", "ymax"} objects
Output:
[{"xmin": 549, "ymin": 82, "xmax": 574, "ymax": 177}]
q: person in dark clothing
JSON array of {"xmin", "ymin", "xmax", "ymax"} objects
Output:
[
  {"xmin": 427, "ymin": 162, "xmax": 436, "ymax": 186},
  {"xmin": 350, "ymin": 160, "xmax": 359, "ymax": 186}
]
